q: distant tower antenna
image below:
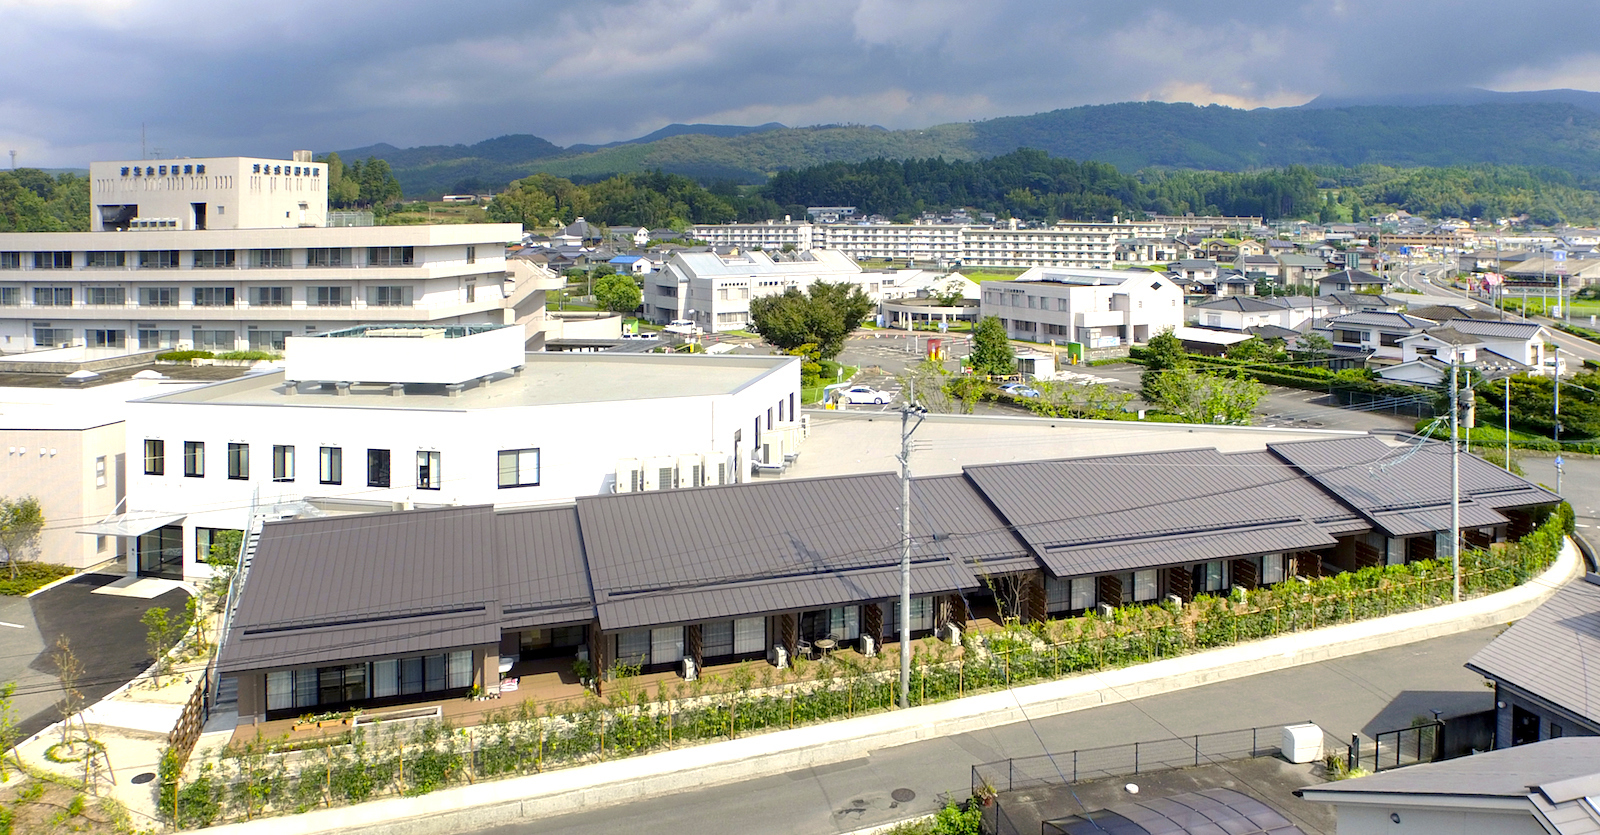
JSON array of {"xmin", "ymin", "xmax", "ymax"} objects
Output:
[{"xmin": 141, "ymin": 123, "xmax": 147, "ymax": 160}]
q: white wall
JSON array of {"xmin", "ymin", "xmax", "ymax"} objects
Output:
[
  {"xmin": 122, "ymin": 359, "xmax": 800, "ymax": 578},
  {"xmin": 90, "ymin": 158, "xmax": 328, "ymax": 231},
  {"xmin": 1331, "ymin": 802, "xmax": 1546, "ymax": 835}
]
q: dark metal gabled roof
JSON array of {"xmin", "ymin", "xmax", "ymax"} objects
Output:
[
  {"xmin": 1267, "ymin": 436, "xmax": 1557, "ymax": 537},
  {"xmin": 218, "ymin": 505, "xmax": 503, "ymax": 674},
  {"xmin": 494, "ymin": 505, "xmax": 595, "ymax": 630},
  {"xmin": 575, "ymin": 472, "xmax": 1011, "ymax": 630},
  {"xmin": 1467, "ymin": 578, "xmax": 1600, "ymax": 728},
  {"xmin": 963, "ymin": 448, "xmax": 1341, "ymax": 579}
]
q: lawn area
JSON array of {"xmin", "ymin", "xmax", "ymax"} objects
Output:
[
  {"xmin": 378, "ymin": 201, "xmax": 492, "ymax": 225},
  {"xmin": 1504, "ymin": 296, "xmax": 1600, "ymax": 318},
  {"xmin": 0, "ymin": 562, "xmax": 75, "ymax": 595},
  {"xmin": 802, "ymin": 364, "xmax": 859, "ymax": 403},
  {"xmin": 956, "ymin": 268, "xmax": 1028, "ymax": 283}
]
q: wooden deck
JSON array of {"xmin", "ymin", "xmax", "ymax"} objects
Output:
[{"xmin": 225, "ymin": 632, "xmax": 999, "ymax": 747}]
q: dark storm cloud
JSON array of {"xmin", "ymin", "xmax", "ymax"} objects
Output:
[{"xmin": 4, "ymin": 0, "xmax": 1598, "ymax": 167}]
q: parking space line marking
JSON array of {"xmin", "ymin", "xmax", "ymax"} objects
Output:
[{"xmin": 0, "ymin": 622, "xmax": 23, "ymax": 629}]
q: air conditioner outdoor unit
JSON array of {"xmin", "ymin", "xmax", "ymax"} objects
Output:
[
  {"xmin": 642, "ymin": 457, "xmax": 676, "ymax": 491},
  {"xmin": 676, "ymin": 454, "xmax": 704, "ymax": 488},
  {"xmin": 614, "ymin": 458, "xmax": 642, "ymax": 493},
  {"xmin": 704, "ymin": 451, "xmax": 732, "ymax": 485},
  {"xmin": 759, "ymin": 442, "xmax": 778, "ymax": 465}
]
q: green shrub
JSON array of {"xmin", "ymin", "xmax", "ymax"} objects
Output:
[
  {"xmin": 156, "ymin": 350, "xmax": 215, "ymax": 361},
  {"xmin": 0, "ymin": 562, "xmax": 73, "ymax": 596},
  {"xmin": 216, "ymin": 350, "xmax": 280, "ymax": 361}
]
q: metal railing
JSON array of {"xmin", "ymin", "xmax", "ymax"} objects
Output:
[
  {"xmin": 1349, "ymin": 721, "xmax": 1441, "ymax": 773},
  {"xmin": 972, "ymin": 722, "xmax": 1305, "ymax": 835}
]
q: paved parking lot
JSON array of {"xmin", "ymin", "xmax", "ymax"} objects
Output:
[{"xmin": 0, "ymin": 563, "xmax": 190, "ymax": 739}]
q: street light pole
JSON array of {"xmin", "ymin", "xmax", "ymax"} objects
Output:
[
  {"xmin": 897, "ymin": 403, "xmax": 926, "ymax": 709},
  {"xmin": 1450, "ymin": 354, "xmax": 1461, "ymax": 603}
]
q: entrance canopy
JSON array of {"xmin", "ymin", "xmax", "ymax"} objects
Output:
[{"xmin": 78, "ymin": 511, "xmax": 186, "ymax": 538}]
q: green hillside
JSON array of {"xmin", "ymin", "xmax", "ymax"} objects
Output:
[{"xmin": 352, "ymin": 100, "xmax": 1600, "ymax": 198}]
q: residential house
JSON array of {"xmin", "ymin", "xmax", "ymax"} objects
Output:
[
  {"xmin": 1234, "ymin": 240, "xmax": 1266, "ymax": 258},
  {"xmin": 213, "ymin": 434, "xmax": 1558, "ymax": 723},
  {"xmin": 979, "ymin": 267, "xmax": 1184, "ymax": 347},
  {"xmin": 1323, "ymin": 293, "xmax": 1404, "ymax": 313},
  {"xmin": 1376, "ymin": 328, "xmax": 1491, "ymax": 386},
  {"xmin": 1312, "ymin": 311, "xmax": 1439, "ymax": 363},
  {"xmin": 1215, "ymin": 270, "xmax": 1257, "ymax": 296},
  {"xmin": 1318, "ymin": 269, "xmax": 1389, "ymax": 295},
  {"xmin": 112, "ymin": 325, "xmax": 801, "ymax": 580},
  {"xmin": 1277, "ymin": 254, "xmax": 1330, "ymax": 287},
  {"xmin": 607, "ymin": 254, "xmax": 655, "ymax": 275},
  {"xmin": 1236, "ymin": 254, "xmax": 1278, "ymax": 281},
  {"xmin": 1190, "ymin": 297, "xmax": 1288, "ymax": 331},
  {"xmin": 641, "ymin": 249, "xmax": 867, "ymax": 332},
  {"xmin": 1168, "ymin": 259, "xmax": 1219, "ymax": 284},
  {"xmin": 1297, "ymin": 738, "xmax": 1600, "ymax": 834},
  {"xmin": 607, "ymin": 227, "xmax": 652, "ymax": 248},
  {"xmin": 1466, "ymin": 575, "xmax": 1600, "ymax": 746}
]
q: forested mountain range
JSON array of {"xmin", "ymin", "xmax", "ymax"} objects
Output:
[{"xmin": 342, "ymin": 94, "xmax": 1600, "ymax": 197}]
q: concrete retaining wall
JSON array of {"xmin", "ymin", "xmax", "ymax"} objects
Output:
[{"xmin": 198, "ymin": 542, "xmax": 1580, "ymax": 835}]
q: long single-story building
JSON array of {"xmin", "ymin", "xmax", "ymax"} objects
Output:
[{"xmin": 218, "ymin": 435, "xmax": 1559, "ymax": 724}]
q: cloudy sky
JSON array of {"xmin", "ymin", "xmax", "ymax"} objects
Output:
[{"xmin": 5, "ymin": 0, "xmax": 1599, "ymax": 167}]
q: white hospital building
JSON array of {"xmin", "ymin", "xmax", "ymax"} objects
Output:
[{"xmin": 0, "ymin": 152, "xmax": 525, "ymax": 354}]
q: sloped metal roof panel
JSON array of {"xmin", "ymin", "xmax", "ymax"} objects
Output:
[{"xmin": 1467, "ymin": 579, "xmax": 1600, "ymax": 728}]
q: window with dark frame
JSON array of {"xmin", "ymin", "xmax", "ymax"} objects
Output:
[
  {"xmin": 319, "ymin": 446, "xmax": 342, "ymax": 484},
  {"xmin": 273, "ymin": 445, "xmax": 294, "ymax": 482},
  {"xmin": 184, "ymin": 441, "xmax": 204, "ymax": 477},
  {"xmin": 416, "ymin": 450, "xmax": 440, "ymax": 490},
  {"xmin": 497, "ymin": 448, "xmax": 540, "ymax": 488},
  {"xmin": 144, "ymin": 439, "xmax": 164, "ymax": 475},
  {"xmin": 367, "ymin": 448, "xmax": 390, "ymax": 487},
  {"xmin": 227, "ymin": 443, "xmax": 249, "ymax": 480}
]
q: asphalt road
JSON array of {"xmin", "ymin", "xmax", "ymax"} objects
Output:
[
  {"xmin": 0, "ymin": 564, "xmax": 190, "ymax": 739},
  {"xmin": 468, "ymin": 628, "xmax": 1501, "ymax": 835}
]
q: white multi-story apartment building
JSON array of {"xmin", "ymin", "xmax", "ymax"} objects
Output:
[
  {"xmin": 116, "ymin": 324, "xmax": 800, "ymax": 580},
  {"xmin": 979, "ymin": 267, "xmax": 1184, "ymax": 347},
  {"xmin": 691, "ymin": 219, "xmax": 1164, "ymax": 269},
  {"xmin": 643, "ymin": 249, "xmax": 867, "ymax": 332},
  {"xmin": 0, "ymin": 154, "xmax": 524, "ymax": 354}
]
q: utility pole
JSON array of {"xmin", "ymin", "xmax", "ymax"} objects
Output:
[
  {"xmin": 897, "ymin": 402, "xmax": 926, "ymax": 709},
  {"xmin": 1505, "ymin": 374, "xmax": 1511, "ymax": 472},
  {"xmin": 1450, "ymin": 355, "xmax": 1461, "ymax": 603}
]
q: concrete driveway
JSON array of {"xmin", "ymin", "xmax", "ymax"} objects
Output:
[{"xmin": 0, "ymin": 563, "xmax": 190, "ymax": 740}]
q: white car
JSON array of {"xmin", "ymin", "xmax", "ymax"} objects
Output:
[
  {"xmin": 838, "ymin": 385, "xmax": 893, "ymax": 405},
  {"xmin": 663, "ymin": 319, "xmax": 701, "ymax": 335}
]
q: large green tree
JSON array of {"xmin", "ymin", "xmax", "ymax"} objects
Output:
[
  {"xmin": 487, "ymin": 179, "xmax": 558, "ymax": 226},
  {"xmin": 1146, "ymin": 367, "xmax": 1266, "ymax": 424},
  {"xmin": 748, "ymin": 281, "xmax": 873, "ymax": 360},
  {"xmin": 593, "ymin": 273, "xmax": 642, "ymax": 314},
  {"xmin": 968, "ymin": 316, "xmax": 1015, "ymax": 376}
]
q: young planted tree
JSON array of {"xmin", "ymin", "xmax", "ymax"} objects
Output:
[
  {"xmin": 142, "ymin": 606, "xmax": 186, "ymax": 688},
  {"xmin": 0, "ymin": 495, "xmax": 44, "ymax": 581},
  {"xmin": 52, "ymin": 636, "xmax": 86, "ymax": 750},
  {"xmin": 968, "ymin": 316, "xmax": 1015, "ymax": 377},
  {"xmin": 1139, "ymin": 327, "xmax": 1188, "ymax": 403}
]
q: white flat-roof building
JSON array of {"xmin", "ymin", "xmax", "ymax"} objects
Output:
[
  {"xmin": 119, "ymin": 324, "xmax": 801, "ymax": 580},
  {"xmin": 643, "ymin": 249, "xmax": 867, "ymax": 332},
  {"xmin": 979, "ymin": 267, "xmax": 1184, "ymax": 347},
  {"xmin": 690, "ymin": 219, "xmax": 1165, "ymax": 268},
  {"xmin": 89, "ymin": 152, "xmax": 328, "ymax": 231},
  {"xmin": 0, "ymin": 376, "xmax": 210, "ymax": 569},
  {"xmin": 0, "ymin": 153, "xmax": 531, "ymax": 355}
]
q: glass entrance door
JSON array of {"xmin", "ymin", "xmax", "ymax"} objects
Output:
[{"xmin": 136, "ymin": 525, "xmax": 184, "ymax": 579}]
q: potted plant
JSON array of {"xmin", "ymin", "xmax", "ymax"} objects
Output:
[
  {"xmin": 975, "ymin": 777, "xmax": 998, "ymax": 807},
  {"xmin": 572, "ymin": 658, "xmax": 593, "ymax": 688}
]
